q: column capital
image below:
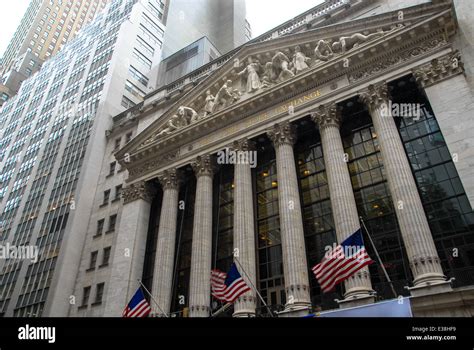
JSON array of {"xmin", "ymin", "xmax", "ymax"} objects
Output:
[
  {"xmin": 231, "ymin": 138, "xmax": 256, "ymax": 152},
  {"xmin": 266, "ymin": 121, "xmax": 296, "ymax": 148},
  {"xmin": 191, "ymin": 154, "xmax": 216, "ymax": 178},
  {"xmin": 157, "ymin": 168, "xmax": 181, "ymax": 190},
  {"xmin": 122, "ymin": 181, "xmax": 156, "ymax": 204},
  {"xmin": 413, "ymin": 51, "xmax": 464, "ymax": 88},
  {"xmin": 311, "ymin": 103, "xmax": 342, "ymax": 130},
  {"xmin": 359, "ymin": 82, "xmax": 390, "ymax": 110}
]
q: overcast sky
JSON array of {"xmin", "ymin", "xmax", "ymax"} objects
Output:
[{"xmin": 0, "ymin": 0, "xmax": 323, "ymax": 59}]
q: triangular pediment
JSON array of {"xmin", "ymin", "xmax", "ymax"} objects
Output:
[{"xmin": 117, "ymin": 1, "xmax": 455, "ymax": 177}]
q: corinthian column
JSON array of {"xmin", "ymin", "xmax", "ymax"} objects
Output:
[
  {"xmin": 232, "ymin": 138, "xmax": 257, "ymax": 317},
  {"xmin": 267, "ymin": 122, "xmax": 311, "ymax": 315},
  {"xmin": 359, "ymin": 83, "xmax": 449, "ymax": 296},
  {"xmin": 151, "ymin": 169, "xmax": 180, "ymax": 316},
  {"xmin": 312, "ymin": 104, "xmax": 374, "ymax": 306},
  {"xmin": 189, "ymin": 155, "xmax": 215, "ymax": 317},
  {"xmin": 104, "ymin": 181, "xmax": 156, "ymax": 316}
]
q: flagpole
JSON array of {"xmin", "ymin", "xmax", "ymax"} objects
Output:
[
  {"xmin": 359, "ymin": 217, "xmax": 398, "ymax": 298},
  {"xmin": 211, "ymin": 302, "xmax": 232, "ymax": 317},
  {"xmin": 234, "ymin": 257, "xmax": 274, "ymax": 318},
  {"xmin": 137, "ymin": 279, "xmax": 169, "ymax": 318}
]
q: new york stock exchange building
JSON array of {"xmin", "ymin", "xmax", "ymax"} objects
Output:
[{"xmin": 88, "ymin": 0, "xmax": 474, "ymax": 318}]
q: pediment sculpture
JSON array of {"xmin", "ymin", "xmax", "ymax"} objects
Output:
[{"xmin": 149, "ymin": 25, "xmax": 404, "ymax": 142}]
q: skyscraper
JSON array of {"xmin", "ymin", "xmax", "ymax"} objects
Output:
[
  {"xmin": 161, "ymin": 0, "xmax": 249, "ymax": 59},
  {"xmin": 0, "ymin": 0, "xmax": 167, "ymax": 317},
  {"xmin": 0, "ymin": 0, "xmax": 112, "ymax": 107}
]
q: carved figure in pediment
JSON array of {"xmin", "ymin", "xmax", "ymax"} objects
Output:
[
  {"xmin": 203, "ymin": 90, "xmax": 215, "ymax": 116},
  {"xmin": 157, "ymin": 114, "xmax": 180, "ymax": 137},
  {"xmin": 332, "ymin": 31, "xmax": 384, "ymax": 54},
  {"xmin": 178, "ymin": 106, "xmax": 199, "ymax": 124},
  {"xmin": 261, "ymin": 62, "xmax": 276, "ymax": 88},
  {"xmin": 314, "ymin": 39, "xmax": 334, "ymax": 62},
  {"xmin": 272, "ymin": 51, "xmax": 295, "ymax": 82},
  {"xmin": 238, "ymin": 57, "xmax": 262, "ymax": 93},
  {"xmin": 292, "ymin": 46, "xmax": 310, "ymax": 74},
  {"xmin": 213, "ymin": 79, "xmax": 240, "ymax": 112}
]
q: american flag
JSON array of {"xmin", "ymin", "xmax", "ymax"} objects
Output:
[
  {"xmin": 312, "ymin": 229, "xmax": 374, "ymax": 293},
  {"xmin": 123, "ymin": 287, "xmax": 152, "ymax": 318},
  {"xmin": 211, "ymin": 263, "xmax": 251, "ymax": 303}
]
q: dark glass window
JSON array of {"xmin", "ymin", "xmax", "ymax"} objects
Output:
[
  {"xmin": 170, "ymin": 174, "xmax": 196, "ymax": 316},
  {"xmin": 341, "ymin": 100, "xmax": 410, "ymax": 299},
  {"xmin": 108, "ymin": 214, "xmax": 116, "ymax": 232},
  {"xmin": 393, "ymin": 76, "xmax": 474, "ymax": 287},
  {"xmin": 294, "ymin": 120, "xmax": 341, "ymax": 311},
  {"xmin": 94, "ymin": 283, "xmax": 104, "ymax": 304},
  {"xmin": 211, "ymin": 165, "xmax": 235, "ymax": 316},
  {"xmin": 255, "ymin": 138, "xmax": 285, "ymax": 313},
  {"xmin": 81, "ymin": 286, "xmax": 90, "ymax": 306}
]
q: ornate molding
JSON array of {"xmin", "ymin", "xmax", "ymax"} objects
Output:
[
  {"xmin": 231, "ymin": 138, "xmax": 256, "ymax": 152},
  {"xmin": 348, "ymin": 36, "xmax": 448, "ymax": 83},
  {"xmin": 359, "ymin": 82, "xmax": 390, "ymax": 110},
  {"xmin": 157, "ymin": 168, "xmax": 180, "ymax": 191},
  {"xmin": 128, "ymin": 150, "xmax": 180, "ymax": 181},
  {"xmin": 122, "ymin": 181, "xmax": 156, "ymax": 204},
  {"xmin": 267, "ymin": 121, "xmax": 297, "ymax": 148},
  {"xmin": 191, "ymin": 154, "xmax": 216, "ymax": 178},
  {"xmin": 413, "ymin": 50, "xmax": 464, "ymax": 88},
  {"xmin": 311, "ymin": 103, "xmax": 342, "ymax": 130}
]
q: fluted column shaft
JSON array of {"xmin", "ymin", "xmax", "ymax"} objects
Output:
[
  {"xmin": 232, "ymin": 139, "xmax": 257, "ymax": 317},
  {"xmin": 312, "ymin": 105, "xmax": 373, "ymax": 299},
  {"xmin": 151, "ymin": 169, "xmax": 180, "ymax": 316},
  {"xmin": 189, "ymin": 155, "xmax": 215, "ymax": 317},
  {"xmin": 360, "ymin": 83, "xmax": 446, "ymax": 288},
  {"xmin": 267, "ymin": 122, "xmax": 311, "ymax": 310}
]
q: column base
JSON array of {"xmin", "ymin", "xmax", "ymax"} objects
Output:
[
  {"xmin": 407, "ymin": 278, "xmax": 454, "ymax": 298},
  {"xmin": 233, "ymin": 296, "xmax": 256, "ymax": 318},
  {"xmin": 336, "ymin": 294, "xmax": 376, "ymax": 309},
  {"xmin": 189, "ymin": 305, "xmax": 210, "ymax": 318},
  {"xmin": 276, "ymin": 304, "xmax": 311, "ymax": 318},
  {"xmin": 233, "ymin": 312, "xmax": 256, "ymax": 318}
]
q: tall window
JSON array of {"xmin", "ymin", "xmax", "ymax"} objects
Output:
[
  {"xmin": 211, "ymin": 165, "xmax": 234, "ymax": 315},
  {"xmin": 294, "ymin": 120, "xmax": 340, "ymax": 310},
  {"xmin": 255, "ymin": 139, "xmax": 285, "ymax": 312},
  {"xmin": 341, "ymin": 99, "xmax": 410, "ymax": 299},
  {"xmin": 81, "ymin": 286, "xmax": 91, "ymax": 306},
  {"xmin": 393, "ymin": 76, "xmax": 474, "ymax": 287},
  {"xmin": 171, "ymin": 176, "xmax": 196, "ymax": 316}
]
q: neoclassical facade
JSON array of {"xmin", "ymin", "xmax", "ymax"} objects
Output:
[{"xmin": 74, "ymin": 0, "xmax": 474, "ymax": 317}]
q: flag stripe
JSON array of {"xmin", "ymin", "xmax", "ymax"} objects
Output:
[
  {"xmin": 211, "ymin": 263, "xmax": 251, "ymax": 303},
  {"xmin": 311, "ymin": 229, "xmax": 374, "ymax": 294}
]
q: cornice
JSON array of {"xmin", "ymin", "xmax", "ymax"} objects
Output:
[
  {"xmin": 122, "ymin": 181, "xmax": 156, "ymax": 204},
  {"xmin": 412, "ymin": 50, "xmax": 464, "ymax": 88}
]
